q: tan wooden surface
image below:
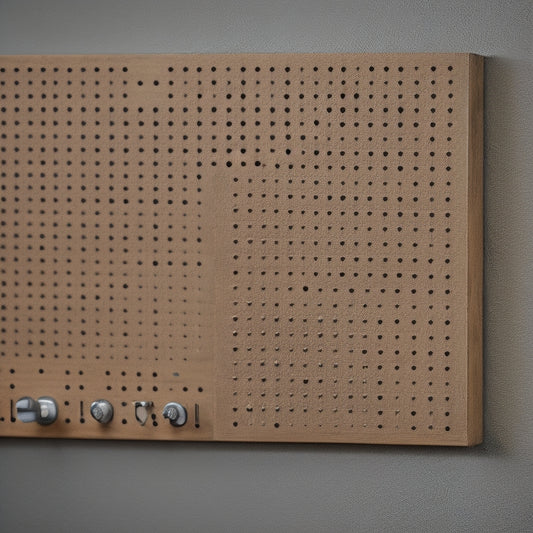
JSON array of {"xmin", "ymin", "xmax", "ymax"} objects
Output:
[{"xmin": 0, "ymin": 53, "xmax": 483, "ymax": 445}]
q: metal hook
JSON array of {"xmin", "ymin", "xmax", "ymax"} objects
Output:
[{"xmin": 134, "ymin": 401, "xmax": 153, "ymax": 426}]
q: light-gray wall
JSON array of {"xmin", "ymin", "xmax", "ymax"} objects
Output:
[{"xmin": 0, "ymin": 1, "xmax": 531, "ymax": 531}]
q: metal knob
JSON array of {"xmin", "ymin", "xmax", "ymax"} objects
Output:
[
  {"xmin": 162, "ymin": 402, "xmax": 187, "ymax": 427},
  {"xmin": 90, "ymin": 399, "xmax": 114, "ymax": 424},
  {"xmin": 16, "ymin": 396, "xmax": 58, "ymax": 425}
]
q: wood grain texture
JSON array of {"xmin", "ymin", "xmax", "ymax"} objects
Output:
[
  {"xmin": 0, "ymin": 53, "xmax": 483, "ymax": 445},
  {"xmin": 466, "ymin": 54, "xmax": 484, "ymax": 445}
]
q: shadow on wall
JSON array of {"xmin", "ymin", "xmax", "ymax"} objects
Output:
[{"xmin": 480, "ymin": 55, "xmax": 533, "ymax": 457}]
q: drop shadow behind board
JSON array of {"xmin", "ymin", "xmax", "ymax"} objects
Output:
[{"xmin": 0, "ymin": 53, "xmax": 483, "ymax": 445}]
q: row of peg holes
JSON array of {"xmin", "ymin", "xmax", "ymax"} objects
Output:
[{"xmin": 3, "ymin": 368, "xmax": 203, "ymax": 427}]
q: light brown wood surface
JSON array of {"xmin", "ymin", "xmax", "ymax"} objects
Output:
[{"xmin": 0, "ymin": 53, "xmax": 483, "ymax": 445}]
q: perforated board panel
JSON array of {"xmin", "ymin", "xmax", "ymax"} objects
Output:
[{"xmin": 0, "ymin": 54, "xmax": 483, "ymax": 445}]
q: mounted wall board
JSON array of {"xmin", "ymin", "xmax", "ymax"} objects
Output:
[{"xmin": 0, "ymin": 53, "xmax": 483, "ymax": 446}]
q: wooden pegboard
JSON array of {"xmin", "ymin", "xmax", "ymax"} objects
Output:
[{"xmin": 0, "ymin": 53, "xmax": 483, "ymax": 445}]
